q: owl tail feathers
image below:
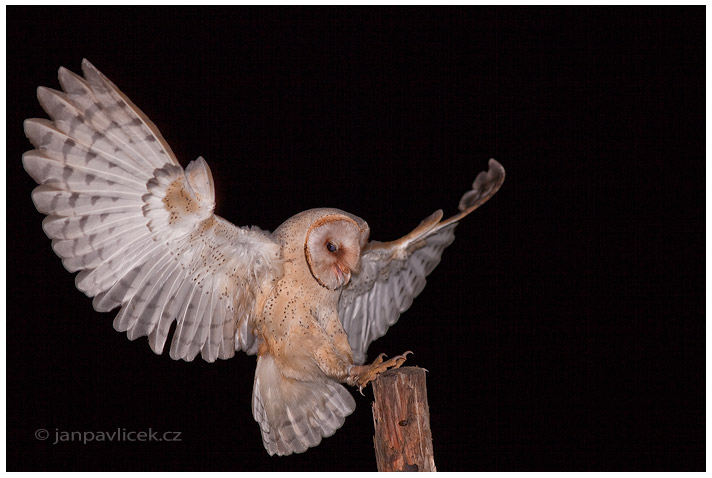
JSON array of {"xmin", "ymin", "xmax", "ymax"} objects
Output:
[{"xmin": 252, "ymin": 354, "xmax": 356, "ymax": 456}]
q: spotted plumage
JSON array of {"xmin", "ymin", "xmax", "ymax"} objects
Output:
[{"xmin": 23, "ymin": 60, "xmax": 505, "ymax": 456}]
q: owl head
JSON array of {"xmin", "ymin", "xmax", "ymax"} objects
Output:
[{"xmin": 275, "ymin": 208, "xmax": 370, "ymax": 290}]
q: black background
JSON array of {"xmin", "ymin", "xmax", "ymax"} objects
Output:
[{"xmin": 6, "ymin": 7, "xmax": 704, "ymax": 471}]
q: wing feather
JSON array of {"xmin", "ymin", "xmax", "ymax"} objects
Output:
[
  {"xmin": 339, "ymin": 159, "xmax": 505, "ymax": 363},
  {"xmin": 42, "ymin": 211, "xmax": 144, "ymax": 240},
  {"xmin": 24, "ymin": 60, "xmax": 283, "ymax": 362}
]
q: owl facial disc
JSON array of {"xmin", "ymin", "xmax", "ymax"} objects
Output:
[{"xmin": 304, "ymin": 215, "xmax": 366, "ymax": 290}]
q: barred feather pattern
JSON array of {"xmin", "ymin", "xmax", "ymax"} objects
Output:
[
  {"xmin": 339, "ymin": 159, "xmax": 505, "ymax": 364},
  {"xmin": 23, "ymin": 59, "xmax": 282, "ymax": 362},
  {"xmin": 339, "ymin": 224, "xmax": 456, "ymax": 364},
  {"xmin": 252, "ymin": 354, "xmax": 356, "ymax": 456}
]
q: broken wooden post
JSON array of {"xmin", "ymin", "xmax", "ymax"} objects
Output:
[{"xmin": 371, "ymin": 366, "xmax": 436, "ymax": 472}]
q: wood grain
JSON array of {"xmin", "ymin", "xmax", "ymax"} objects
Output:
[{"xmin": 372, "ymin": 367, "xmax": 436, "ymax": 472}]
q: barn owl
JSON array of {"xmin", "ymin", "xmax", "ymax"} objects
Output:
[{"xmin": 22, "ymin": 60, "xmax": 505, "ymax": 456}]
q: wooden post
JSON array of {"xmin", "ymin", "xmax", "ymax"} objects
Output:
[{"xmin": 372, "ymin": 367, "xmax": 436, "ymax": 472}]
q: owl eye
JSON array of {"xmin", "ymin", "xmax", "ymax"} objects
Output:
[{"xmin": 326, "ymin": 241, "xmax": 337, "ymax": 253}]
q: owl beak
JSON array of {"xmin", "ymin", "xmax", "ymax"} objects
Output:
[{"xmin": 334, "ymin": 263, "xmax": 352, "ymax": 288}]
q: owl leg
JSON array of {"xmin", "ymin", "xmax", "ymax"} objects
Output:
[{"xmin": 347, "ymin": 351, "xmax": 413, "ymax": 394}]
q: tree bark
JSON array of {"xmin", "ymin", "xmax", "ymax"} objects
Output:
[{"xmin": 372, "ymin": 366, "xmax": 436, "ymax": 472}]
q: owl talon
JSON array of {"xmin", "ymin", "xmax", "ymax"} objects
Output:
[
  {"xmin": 349, "ymin": 351, "xmax": 413, "ymax": 391},
  {"xmin": 373, "ymin": 352, "xmax": 387, "ymax": 366}
]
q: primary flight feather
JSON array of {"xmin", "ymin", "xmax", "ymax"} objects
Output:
[{"xmin": 23, "ymin": 59, "xmax": 505, "ymax": 455}]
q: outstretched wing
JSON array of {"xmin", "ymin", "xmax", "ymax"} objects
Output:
[
  {"xmin": 23, "ymin": 59, "xmax": 282, "ymax": 362},
  {"xmin": 339, "ymin": 159, "xmax": 505, "ymax": 364}
]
